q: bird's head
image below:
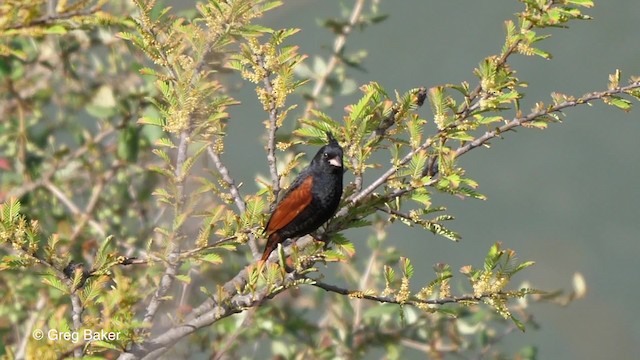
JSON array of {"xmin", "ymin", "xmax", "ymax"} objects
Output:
[{"xmin": 312, "ymin": 131, "xmax": 343, "ymax": 173}]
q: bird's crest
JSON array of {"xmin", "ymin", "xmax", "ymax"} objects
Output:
[{"xmin": 325, "ymin": 131, "xmax": 339, "ymax": 146}]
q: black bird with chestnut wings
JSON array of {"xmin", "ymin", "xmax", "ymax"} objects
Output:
[{"xmin": 261, "ymin": 132, "xmax": 344, "ymax": 261}]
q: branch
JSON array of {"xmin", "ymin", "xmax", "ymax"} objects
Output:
[
  {"xmin": 302, "ymin": 0, "xmax": 366, "ymax": 119},
  {"xmin": 454, "ymin": 82, "xmax": 640, "ymax": 158},
  {"xmin": 69, "ymin": 160, "xmax": 120, "ymax": 242},
  {"xmin": 310, "ymin": 280, "xmax": 501, "ymax": 307},
  {"xmin": 339, "ymin": 81, "xmax": 640, "ymax": 217},
  {"xmin": 15, "ymin": 295, "xmax": 46, "ymax": 360},
  {"xmin": 43, "ymin": 180, "xmax": 106, "ymax": 237},
  {"xmin": 453, "ymin": 18, "xmax": 529, "ymax": 121},
  {"xmin": 70, "ymin": 294, "xmax": 83, "ymax": 358},
  {"xmin": 2, "ymin": 127, "xmax": 115, "ymax": 202},
  {"xmin": 142, "ymin": 130, "xmax": 189, "ymax": 325},
  {"xmin": 2, "ymin": 5, "xmax": 102, "ymax": 31},
  {"xmin": 117, "ymin": 234, "xmax": 242, "ymax": 267},
  {"xmin": 353, "ymin": 248, "xmax": 377, "ymax": 331},
  {"xmin": 6, "ymin": 240, "xmax": 87, "ymax": 357},
  {"xmin": 211, "ymin": 308, "xmax": 257, "ymax": 360},
  {"xmin": 339, "ymin": 136, "xmax": 436, "ymax": 212},
  {"xmin": 116, "ymin": 236, "xmax": 317, "ymax": 360},
  {"xmin": 118, "ymin": 261, "xmax": 311, "ymax": 359},
  {"xmin": 207, "ymin": 147, "xmax": 259, "ymax": 258},
  {"xmin": 258, "ymin": 56, "xmax": 282, "ymax": 200}
]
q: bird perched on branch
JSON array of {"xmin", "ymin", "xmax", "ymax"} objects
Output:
[{"xmin": 261, "ymin": 132, "xmax": 344, "ymax": 262}]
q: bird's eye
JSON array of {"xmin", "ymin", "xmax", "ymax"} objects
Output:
[{"xmin": 323, "ymin": 152, "xmax": 328, "ymax": 158}]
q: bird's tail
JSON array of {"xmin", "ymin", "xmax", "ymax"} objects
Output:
[{"xmin": 261, "ymin": 232, "xmax": 282, "ymax": 262}]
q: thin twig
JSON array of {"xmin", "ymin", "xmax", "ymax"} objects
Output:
[
  {"xmin": 142, "ymin": 131, "xmax": 189, "ymax": 325},
  {"xmin": 44, "ymin": 180, "xmax": 106, "ymax": 237},
  {"xmin": 15, "ymin": 295, "xmax": 46, "ymax": 360},
  {"xmin": 310, "ymin": 280, "xmax": 499, "ymax": 306},
  {"xmin": 3, "ymin": 5, "xmax": 102, "ymax": 31},
  {"xmin": 302, "ymin": 0, "xmax": 367, "ymax": 119},
  {"xmin": 69, "ymin": 160, "xmax": 120, "ymax": 242},
  {"xmin": 258, "ymin": 56, "xmax": 282, "ymax": 200},
  {"xmin": 211, "ymin": 308, "xmax": 257, "ymax": 360},
  {"xmin": 454, "ymin": 82, "xmax": 640, "ymax": 158},
  {"xmin": 352, "ymin": 249, "xmax": 377, "ymax": 331},
  {"xmin": 339, "ymin": 81, "xmax": 640, "ymax": 217},
  {"xmin": 453, "ymin": 18, "xmax": 529, "ymax": 122},
  {"xmin": 339, "ymin": 136, "xmax": 436, "ymax": 211},
  {"xmin": 118, "ymin": 234, "xmax": 241, "ymax": 267},
  {"xmin": 207, "ymin": 147, "xmax": 259, "ymax": 258},
  {"xmin": 2, "ymin": 127, "xmax": 115, "ymax": 202}
]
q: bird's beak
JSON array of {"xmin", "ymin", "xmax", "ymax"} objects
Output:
[{"xmin": 328, "ymin": 156, "xmax": 342, "ymax": 168}]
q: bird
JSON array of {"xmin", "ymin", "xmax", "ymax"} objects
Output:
[{"xmin": 261, "ymin": 132, "xmax": 344, "ymax": 262}]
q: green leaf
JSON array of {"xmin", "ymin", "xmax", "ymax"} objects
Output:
[
  {"xmin": 0, "ymin": 255, "xmax": 31, "ymax": 270},
  {"xmin": 1, "ymin": 198, "xmax": 20, "ymax": 223},
  {"xmin": 330, "ymin": 234, "xmax": 356, "ymax": 257},
  {"xmin": 410, "ymin": 189, "xmax": 431, "ymax": 207},
  {"xmin": 240, "ymin": 24, "xmax": 274, "ymax": 36},
  {"xmin": 43, "ymin": 276, "xmax": 69, "ymax": 295},
  {"xmin": 513, "ymin": 260, "xmax": 536, "ymax": 275},
  {"xmin": 181, "ymin": 142, "xmax": 209, "ymax": 175},
  {"xmin": 484, "ymin": 243, "xmax": 503, "ymax": 272},
  {"xmin": 138, "ymin": 116, "xmax": 166, "ymax": 127},
  {"xmin": 348, "ymin": 89, "xmax": 375, "ymax": 128},
  {"xmin": 199, "ymin": 252, "xmax": 223, "ymax": 264},
  {"xmin": 81, "ymin": 276, "xmax": 109, "ymax": 304},
  {"xmin": 604, "ymin": 96, "xmax": 632, "ymax": 111},
  {"xmin": 384, "ymin": 265, "xmax": 396, "ymax": 284},
  {"xmin": 155, "ymin": 137, "xmax": 176, "ymax": 148},
  {"xmin": 455, "ymin": 187, "xmax": 487, "ymax": 200},
  {"xmin": 322, "ymin": 249, "xmax": 347, "ymax": 262},
  {"xmin": 567, "ymin": 0, "xmax": 594, "ymax": 7},
  {"xmin": 426, "ymin": 222, "xmax": 460, "ymax": 241},
  {"xmin": 408, "ymin": 151, "xmax": 427, "ymax": 179},
  {"xmin": 242, "ymin": 197, "xmax": 265, "ymax": 228},
  {"xmin": 401, "ymin": 257, "xmax": 414, "ymax": 279},
  {"xmin": 94, "ymin": 236, "xmax": 114, "ymax": 270},
  {"xmin": 511, "ymin": 314, "xmax": 526, "ymax": 332}
]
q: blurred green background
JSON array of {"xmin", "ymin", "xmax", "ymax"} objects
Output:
[{"xmin": 218, "ymin": 1, "xmax": 640, "ymax": 359}]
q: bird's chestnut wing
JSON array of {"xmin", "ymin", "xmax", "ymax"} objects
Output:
[{"xmin": 265, "ymin": 175, "xmax": 313, "ymax": 236}]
